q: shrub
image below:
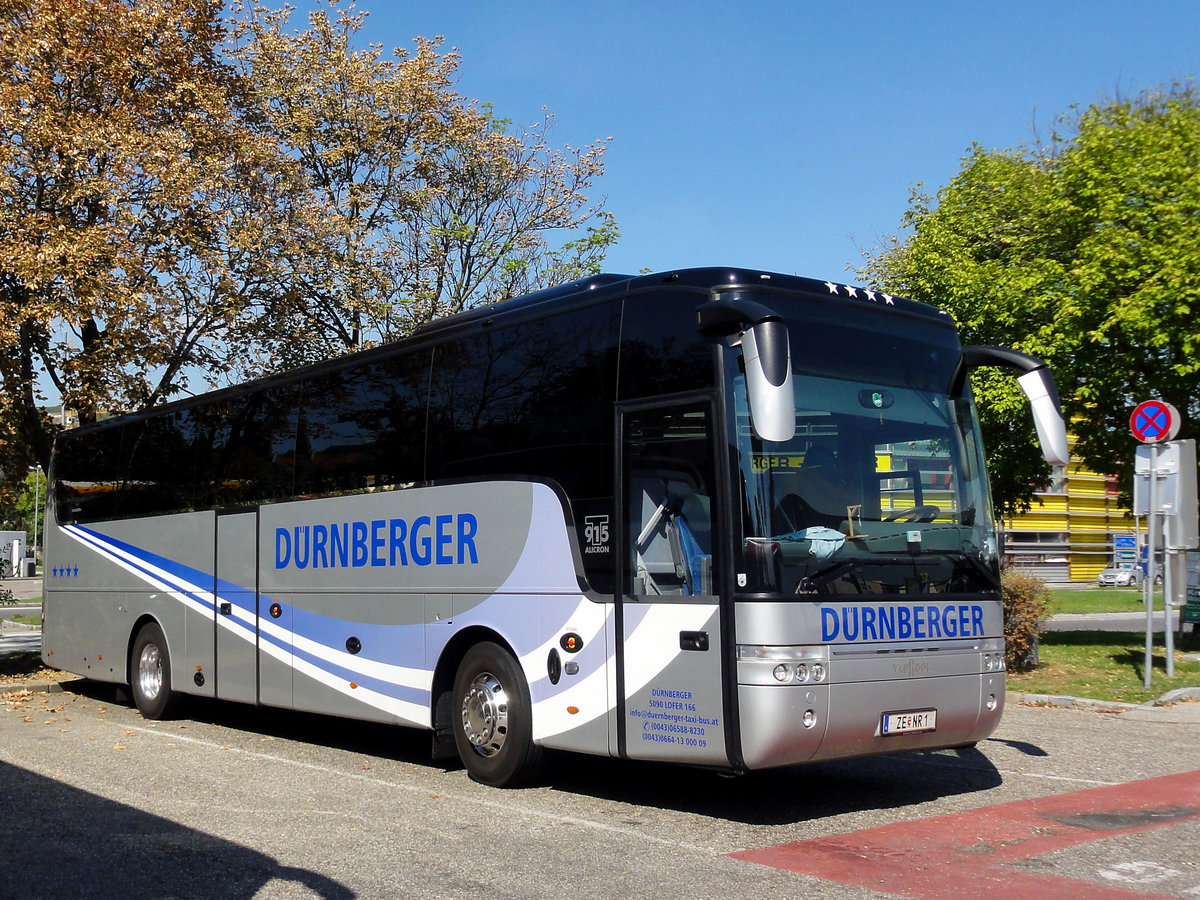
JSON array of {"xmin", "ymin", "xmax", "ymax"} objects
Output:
[{"xmin": 1002, "ymin": 569, "xmax": 1050, "ymax": 672}]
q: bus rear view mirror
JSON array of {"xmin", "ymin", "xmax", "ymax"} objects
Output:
[
  {"xmin": 1017, "ymin": 368, "xmax": 1070, "ymax": 467},
  {"xmin": 960, "ymin": 345, "xmax": 1069, "ymax": 468},
  {"xmin": 697, "ymin": 298, "xmax": 796, "ymax": 443},
  {"xmin": 741, "ymin": 319, "xmax": 795, "ymax": 442}
]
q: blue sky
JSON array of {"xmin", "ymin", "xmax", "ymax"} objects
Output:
[{"xmin": 301, "ymin": 0, "xmax": 1200, "ymax": 285}]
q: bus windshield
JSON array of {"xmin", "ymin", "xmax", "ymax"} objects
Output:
[{"xmin": 728, "ymin": 304, "xmax": 998, "ymax": 597}]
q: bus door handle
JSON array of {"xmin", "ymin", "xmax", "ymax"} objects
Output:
[
  {"xmin": 679, "ymin": 630, "xmax": 708, "ymax": 652},
  {"xmin": 219, "ymin": 602, "xmax": 232, "ymax": 615}
]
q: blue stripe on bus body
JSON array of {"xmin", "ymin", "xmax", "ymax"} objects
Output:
[
  {"xmin": 65, "ymin": 524, "xmax": 617, "ymax": 710},
  {"xmin": 285, "ymin": 638, "xmax": 430, "ymax": 707},
  {"xmin": 68, "ymin": 527, "xmax": 259, "ymax": 648},
  {"xmin": 64, "ymin": 525, "xmax": 216, "ymax": 618},
  {"xmin": 64, "ymin": 526, "xmax": 425, "ymax": 693}
]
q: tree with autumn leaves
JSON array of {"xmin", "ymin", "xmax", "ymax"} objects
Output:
[
  {"xmin": 1, "ymin": 0, "xmax": 292, "ymax": 485},
  {"xmin": 0, "ymin": 0, "xmax": 614, "ymax": 499},
  {"xmin": 229, "ymin": 2, "xmax": 614, "ymax": 366}
]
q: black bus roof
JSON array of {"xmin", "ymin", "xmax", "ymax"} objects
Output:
[
  {"xmin": 60, "ymin": 267, "xmax": 952, "ymax": 436},
  {"xmin": 413, "ymin": 267, "xmax": 949, "ymax": 337}
]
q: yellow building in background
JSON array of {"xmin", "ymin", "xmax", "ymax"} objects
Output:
[{"xmin": 1001, "ymin": 438, "xmax": 1133, "ymax": 583}]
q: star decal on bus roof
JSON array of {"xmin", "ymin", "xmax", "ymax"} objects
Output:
[{"xmin": 823, "ymin": 281, "xmax": 896, "ymax": 305}]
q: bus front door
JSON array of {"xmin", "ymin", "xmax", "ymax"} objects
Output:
[
  {"xmin": 214, "ymin": 511, "xmax": 258, "ymax": 704},
  {"xmin": 618, "ymin": 401, "xmax": 728, "ymax": 766}
]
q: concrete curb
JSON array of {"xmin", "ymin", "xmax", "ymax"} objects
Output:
[
  {"xmin": 1008, "ymin": 686, "xmax": 1200, "ymax": 713},
  {"xmin": 1157, "ymin": 686, "xmax": 1200, "ymax": 705},
  {"xmin": 0, "ymin": 679, "xmax": 69, "ymax": 696},
  {"xmin": 1008, "ymin": 691, "xmax": 1145, "ymax": 713},
  {"xmin": 0, "ymin": 619, "xmax": 39, "ymax": 631}
]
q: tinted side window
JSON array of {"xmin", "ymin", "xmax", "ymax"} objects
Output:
[
  {"xmin": 53, "ymin": 425, "xmax": 123, "ymax": 524},
  {"xmin": 427, "ymin": 304, "xmax": 619, "ymax": 487},
  {"xmin": 618, "ymin": 289, "xmax": 715, "ymax": 400},
  {"xmin": 193, "ymin": 385, "xmax": 300, "ymax": 508},
  {"xmin": 426, "ymin": 303, "xmax": 621, "ymax": 592},
  {"xmin": 294, "ymin": 351, "xmax": 430, "ymax": 496},
  {"xmin": 116, "ymin": 411, "xmax": 197, "ymax": 517}
]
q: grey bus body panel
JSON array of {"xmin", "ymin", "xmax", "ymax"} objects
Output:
[
  {"xmin": 43, "ymin": 481, "xmax": 631, "ymax": 752},
  {"xmin": 43, "ymin": 507, "xmax": 214, "ymax": 685},
  {"xmin": 216, "ymin": 512, "xmax": 258, "ymax": 704},
  {"xmin": 737, "ymin": 674, "xmax": 1005, "ymax": 769}
]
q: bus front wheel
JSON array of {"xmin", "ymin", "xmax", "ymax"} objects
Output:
[
  {"xmin": 130, "ymin": 622, "xmax": 181, "ymax": 720},
  {"xmin": 451, "ymin": 642, "xmax": 543, "ymax": 787}
]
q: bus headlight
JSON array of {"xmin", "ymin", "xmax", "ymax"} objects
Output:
[{"xmin": 739, "ymin": 645, "xmax": 830, "ymax": 685}]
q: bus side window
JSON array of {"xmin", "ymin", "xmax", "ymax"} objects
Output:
[{"xmin": 624, "ymin": 404, "xmax": 717, "ymax": 597}]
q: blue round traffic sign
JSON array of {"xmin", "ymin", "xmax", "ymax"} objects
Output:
[{"xmin": 1130, "ymin": 399, "xmax": 1180, "ymax": 443}]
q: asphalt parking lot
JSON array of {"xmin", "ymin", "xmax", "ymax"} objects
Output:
[
  {"xmin": 3, "ymin": 577, "xmax": 1199, "ymax": 899},
  {"xmin": 0, "ymin": 669, "xmax": 1196, "ymax": 898}
]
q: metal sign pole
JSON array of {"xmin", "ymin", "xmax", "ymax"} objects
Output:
[
  {"xmin": 1165, "ymin": 543, "xmax": 1175, "ymax": 677},
  {"xmin": 1130, "ymin": 402, "xmax": 1189, "ymax": 688},
  {"xmin": 1144, "ymin": 443, "xmax": 1159, "ymax": 689}
]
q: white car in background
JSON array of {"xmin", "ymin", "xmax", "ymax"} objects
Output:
[{"xmin": 1097, "ymin": 566, "xmax": 1142, "ymax": 587}]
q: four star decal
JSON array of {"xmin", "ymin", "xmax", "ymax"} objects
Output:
[{"xmin": 824, "ymin": 280, "xmax": 896, "ymax": 305}]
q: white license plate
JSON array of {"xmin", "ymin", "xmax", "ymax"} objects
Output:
[{"xmin": 881, "ymin": 709, "xmax": 937, "ymax": 735}]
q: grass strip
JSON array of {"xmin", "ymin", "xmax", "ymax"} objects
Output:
[
  {"xmin": 1007, "ymin": 630, "xmax": 1200, "ymax": 705},
  {"xmin": 1047, "ymin": 586, "xmax": 1156, "ymax": 615}
]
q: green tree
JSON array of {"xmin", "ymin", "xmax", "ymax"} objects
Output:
[
  {"xmin": 861, "ymin": 84, "xmax": 1200, "ymax": 513},
  {"xmin": 0, "ymin": 468, "xmax": 47, "ymax": 551}
]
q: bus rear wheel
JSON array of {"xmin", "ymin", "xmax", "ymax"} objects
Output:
[
  {"xmin": 451, "ymin": 642, "xmax": 543, "ymax": 787},
  {"xmin": 130, "ymin": 622, "xmax": 181, "ymax": 720}
]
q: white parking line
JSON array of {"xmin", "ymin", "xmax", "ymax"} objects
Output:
[{"xmin": 132, "ymin": 724, "xmax": 719, "ymax": 854}]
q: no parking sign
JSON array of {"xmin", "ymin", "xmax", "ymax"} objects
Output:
[{"xmin": 1130, "ymin": 400, "xmax": 1180, "ymax": 443}]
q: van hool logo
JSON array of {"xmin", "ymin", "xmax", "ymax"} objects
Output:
[{"xmin": 583, "ymin": 515, "xmax": 610, "ymax": 555}]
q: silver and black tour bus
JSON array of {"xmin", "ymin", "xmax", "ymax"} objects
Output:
[{"xmin": 43, "ymin": 268, "xmax": 1068, "ymax": 786}]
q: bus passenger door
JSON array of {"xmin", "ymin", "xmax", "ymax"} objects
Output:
[
  {"xmin": 214, "ymin": 511, "xmax": 258, "ymax": 704},
  {"xmin": 618, "ymin": 401, "xmax": 728, "ymax": 766}
]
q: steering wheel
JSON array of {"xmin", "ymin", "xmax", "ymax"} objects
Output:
[{"xmin": 884, "ymin": 504, "xmax": 940, "ymax": 523}]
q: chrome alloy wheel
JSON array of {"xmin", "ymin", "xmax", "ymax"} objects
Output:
[
  {"xmin": 460, "ymin": 671, "xmax": 509, "ymax": 757},
  {"xmin": 137, "ymin": 642, "xmax": 164, "ymax": 702}
]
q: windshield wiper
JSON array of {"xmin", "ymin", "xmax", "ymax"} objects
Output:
[
  {"xmin": 796, "ymin": 558, "xmax": 865, "ymax": 593},
  {"xmin": 919, "ymin": 548, "xmax": 1001, "ymax": 591},
  {"xmin": 795, "ymin": 550, "xmax": 998, "ymax": 594},
  {"xmin": 795, "ymin": 554, "xmax": 926, "ymax": 593}
]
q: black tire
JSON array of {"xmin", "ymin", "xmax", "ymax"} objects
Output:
[
  {"xmin": 129, "ymin": 622, "xmax": 181, "ymax": 720},
  {"xmin": 451, "ymin": 642, "xmax": 543, "ymax": 787}
]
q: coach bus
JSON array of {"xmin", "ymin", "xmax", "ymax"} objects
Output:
[{"xmin": 42, "ymin": 267, "xmax": 1068, "ymax": 786}]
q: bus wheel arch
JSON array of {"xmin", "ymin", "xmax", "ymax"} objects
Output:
[
  {"xmin": 433, "ymin": 629, "xmax": 544, "ymax": 787},
  {"xmin": 430, "ymin": 626, "xmax": 508, "ymax": 721},
  {"xmin": 128, "ymin": 618, "xmax": 182, "ymax": 720}
]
